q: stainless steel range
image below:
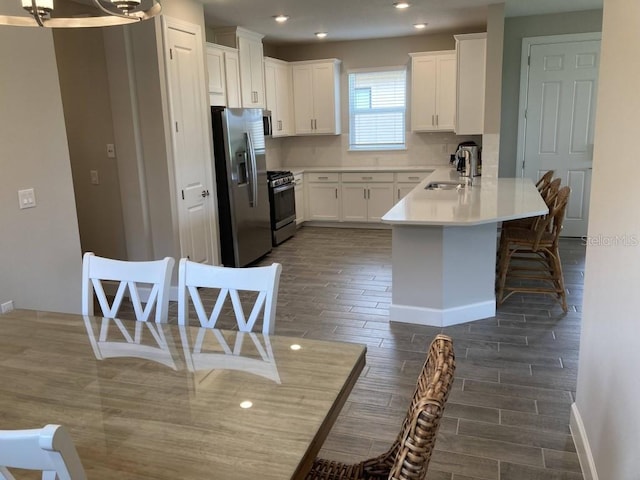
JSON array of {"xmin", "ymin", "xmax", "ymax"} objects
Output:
[{"xmin": 267, "ymin": 170, "xmax": 296, "ymax": 246}]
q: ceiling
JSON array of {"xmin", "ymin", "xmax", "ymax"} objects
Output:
[{"xmin": 201, "ymin": 0, "xmax": 603, "ymax": 45}]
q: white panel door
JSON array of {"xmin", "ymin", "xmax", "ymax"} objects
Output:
[
  {"xmin": 523, "ymin": 39, "xmax": 600, "ymax": 237},
  {"xmin": 166, "ymin": 21, "xmax": 216, "ymax": 265}
]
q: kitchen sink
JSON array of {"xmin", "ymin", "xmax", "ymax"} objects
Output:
[{"xmin": 425, "ymin": 181, "xmax": 465, "ymax": 191}]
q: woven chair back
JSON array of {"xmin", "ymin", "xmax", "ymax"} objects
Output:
[{"xmin": 387, "ymin": 334, "xmax": 456, "ymax": 480}]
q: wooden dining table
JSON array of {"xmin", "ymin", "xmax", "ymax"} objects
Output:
[{"xmin": 0, "ymin": 309, "xmax": 366, "ymax": 479}]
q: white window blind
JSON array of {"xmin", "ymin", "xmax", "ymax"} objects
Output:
[{"xmin": 348, "ymin": 68, "xmax": 406, "ymax": 151}]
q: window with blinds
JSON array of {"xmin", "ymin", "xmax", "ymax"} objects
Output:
[{"xmin": 348, "ymin": 68, "xmax": 407, "ymax": 151}]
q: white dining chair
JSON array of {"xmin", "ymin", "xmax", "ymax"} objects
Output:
[
  {"xmin": 0, "ymin": 424, "xmax": 87, "ymax": 480},
  {"xmin": 82, "ymin": 252, "xmax": 175, "ymax": 323},
  {"xmin": 177, "ymin": 259, "xmax": 282, "ymax": 334}
]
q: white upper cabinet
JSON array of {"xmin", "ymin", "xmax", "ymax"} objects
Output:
[
  {"xmin": 410, "ymin": 51, "xmax": 456, "ymax": 132},
  {"xmin": 205, "ymin": 43, "xmax": 241, "ymax": 108},
  {"xmin": 291, "ymin": 59, "xmax": 341, "ymax": 135},
  {"xmin": 455, "ymin": 33, "xmax": 487, "ymax": 135},
  {"xmin": 211, "ymin": 27, "xmax": 265, "ymax": 109},
  {"xmin": 264, "ymin": 57, "xmax": 293, "ymax": 137}
]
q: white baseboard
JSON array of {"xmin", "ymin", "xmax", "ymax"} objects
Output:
[
  {"xmin": 1, "ymin": 300, "xmax": 15, "ymax": 314},
  {"xmin": 389, "ymin": 300, "xmax": 496, "ymax": 327},
  {"xmin": 570, "ymin": 402, "xmax": 598, "ymax": 480}
]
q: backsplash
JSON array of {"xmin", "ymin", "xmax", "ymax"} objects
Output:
[{"xmin": 266, "ymin": 132, "xmax": 482, "ymax": 169}]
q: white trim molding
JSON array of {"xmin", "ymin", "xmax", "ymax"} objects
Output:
[{"xmin": 570, "ymin": 402, "xmax": 599, "ymax": 480}]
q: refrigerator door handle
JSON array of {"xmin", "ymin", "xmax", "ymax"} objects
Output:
[{"xmin": 245, "ymin": 131, "xmax": 258, "ymax": 207}]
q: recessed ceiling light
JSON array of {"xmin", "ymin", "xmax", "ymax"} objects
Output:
[
  {"xmin": 394, "ymin": 2, "xmax": 410, "ymax": 9},
  {"xmin": 414, "ymin": 23, "xmax": 427, "ymax": 29},
  {"xmin": 290, "ymin": 344, "xmax": 302, "ymax": 351},
  {"xmin": 239, "ymin": 401, "xmax": 253, "ymax": 409},
  {"xmin": 274, "ymin": 14, "xmax": 289, "ymax": 23},
  {"xmin": 315, "ymin": 32, "xmax": 328, "ymax": 39}
]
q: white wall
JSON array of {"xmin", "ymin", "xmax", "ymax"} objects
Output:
[
  {"xmin": 0, "ymin": 21, "xmax": 82, "ymax": 313},
  {"xmin": 573, "ymin": 0, "xmax": 640, "ymax": 478}
]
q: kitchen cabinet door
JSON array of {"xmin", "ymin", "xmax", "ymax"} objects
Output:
[
  {"xmin": 224, "ymin": 49, "xmax": 241, "ymax": 108},
  {"xmin": 455, "ymin": 33, "xmax": 487, "ymax": 135},
  {"xmin": 238, "ymin": 34, "xmax": 265, "ymax": 108},
  {"xmin": 396, "ymin": 183, "xmax": 418, "ymax": 202},
  {"xmin": 292, "ymin": 60, "xmax": 341, "ymax": 135},
  {"xmin": 410, "ymin": 51, "xmax": 456, "ymax": 132},
  {"xmin": 265, "ymin": 58, "xmax": 293, "ymax": 137},
  {"xmin": 367, "ymin": 183, "xmax": 395, "ymax": 221},
  {"xmin": 206, "ymin": 45, "xmax": 226, "ymax": 106},
  {"xmin": 307, "ymin": 183, "xmax": 340, "ymax": 221},
  {"xmin": 341, "ymin": 184, "xmax": 368, "ymax": 222}
]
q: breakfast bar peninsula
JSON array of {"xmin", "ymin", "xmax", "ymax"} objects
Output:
[{"xmin": 382, "ymin": 167, "xmax": 547, "ymax": 327}]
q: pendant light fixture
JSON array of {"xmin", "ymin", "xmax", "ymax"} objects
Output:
[{"xmin": 1, "ymin": 0, "xmax": 161, "ymax": 28}]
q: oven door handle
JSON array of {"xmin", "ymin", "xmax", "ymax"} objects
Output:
[{"xmin": 273, "ymin": 183, "xmax": 295, "ymax": 194}]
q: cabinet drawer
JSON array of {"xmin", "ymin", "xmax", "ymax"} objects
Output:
[
  {"xmin": 396, "ymin": 171, "xmax": 431, "ymax": 183},
  {"xmin": 293, "ymin": 173, "xmax": 303, "ymax": 185},
  {"xmin": 307, "ymin": 172, "xmax": 339, "ymax": 182},
  {"xmin": 341, "ymin": 172, "xmax": 394, "ymax": 183}
]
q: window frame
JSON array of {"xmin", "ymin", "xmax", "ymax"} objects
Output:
[{"xmin": 348, "ymin": 66, "xmax": 407, "ymax": 152}]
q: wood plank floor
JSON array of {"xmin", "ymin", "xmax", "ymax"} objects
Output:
[
  {"xmin": 254, "ymin": 227, "xmax": 585, "ymax": 480},
  {"xmin": 133, "ymin": 226, "xmax": 586, "ymax": 480}
]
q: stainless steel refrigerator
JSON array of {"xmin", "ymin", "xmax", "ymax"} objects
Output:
[{"xmin": 211, "ymin": 107, "xmax": 272, "ymax": 267}]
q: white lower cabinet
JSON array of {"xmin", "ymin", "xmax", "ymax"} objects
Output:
[
  {"xmin": 306, "ymin": 173, "xmax": 340, "ymax": 221},
  {"xmin": 340, "ymin": 172, "xmax": 394, "ymax": 222},
  {"xmin": 395, "ymin": 171, "xmax": 431, "ymax": 202},
  {"xmin": 294, "ymin": 173, "xmax": 305, "ymax": 225}
]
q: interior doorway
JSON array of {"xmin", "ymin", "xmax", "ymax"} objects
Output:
[{"xmin": 517, "ymin": 33, "xmax": 601, "ymax": 237}]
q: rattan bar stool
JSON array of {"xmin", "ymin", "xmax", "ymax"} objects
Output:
[
  {"xmin": 305, "ymin": 335, "xmax": 455, "ymax": 480},
  {"xmin": 501, "ymin": 177, "xmax": 561, "ymax": 232},
  {"xmin": 496, "ymin": 186, "xmax": 571, "ymax": 312}
]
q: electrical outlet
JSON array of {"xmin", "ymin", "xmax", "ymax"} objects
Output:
[
  {"xmin": 106, "ymin": 143, "xmax": 116, "ymax": 158},
  {"xmin": 90, "ymin": 170, "xmax": 100, "ymax": 185},
  {"xmin": 18, "ymin": 188, "xmax": 36, "ymax": 209},
  {"xmin": 1, "ymin": 300, "xmax": 14, "ymax": 314}
]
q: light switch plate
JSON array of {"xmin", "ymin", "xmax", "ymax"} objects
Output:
[
  {"xmin": 90, "ymin": 170, "xmax": 100, "ymax": 185},
  {"xmin": 18, "ymin": 188, "xmax": 36, "ymax": 209},
  {"xmin": 106, "ymin": 143, "xmax": 116, "ymax": 158}
]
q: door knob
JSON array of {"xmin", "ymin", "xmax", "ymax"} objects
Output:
[{"xmin": 201, "ymin": 190, "xmax": 210, "ymax": 198}]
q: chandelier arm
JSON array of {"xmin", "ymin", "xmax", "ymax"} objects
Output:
[
  {"xmin": 30, "ymin": 0, "xmax": 45, "ymax": 27},
  {"xmin": 91, "ymin": 0, "xmax": 142, "ymax": 21}
]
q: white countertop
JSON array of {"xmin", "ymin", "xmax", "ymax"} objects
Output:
[
  {"xmin": 381, "ymin": 167, "xmax": 548, "ymax": 226},
  {"xmin": 287, "ymin": 165, "xmax": 438, "ymax": 176}
]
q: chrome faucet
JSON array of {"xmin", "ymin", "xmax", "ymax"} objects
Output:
[{"xmin": 458, "ymin": 146, "xmax": 479, "ymax": 187}]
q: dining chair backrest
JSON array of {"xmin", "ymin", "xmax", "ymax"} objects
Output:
[
  {"xmin": 178, "ymin": 259, "xmax": 282, "ymax": 335},
  {"xmin": 532, "ymin": 186, "xmax": 571, "ymax": 250},
  {"xmin": 535, "ymin": 170, "xmax": 555, "ymax": 192},
  {"xmin": 0, "ymin": 424, "xmax": 87, "ymax": 480},
  {"xmin": 81, "ymin": 252, "xmax": 175, "ymax": 323}
]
